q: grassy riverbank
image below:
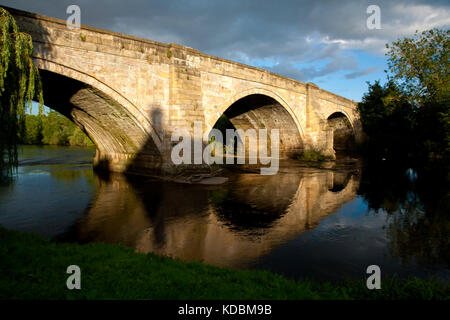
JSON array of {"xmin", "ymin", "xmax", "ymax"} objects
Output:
[{"xmin": 0, "ymin": 226, "xmax": 448, "ymax": 300}]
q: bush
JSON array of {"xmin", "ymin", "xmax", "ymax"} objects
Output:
[
  {"xmin": 20, "ymin": 110, "xmax": 93, "ymax": 147},
  {"xmin": 297, "ymin": 150, "xmax": 331, "ymax": 162}
]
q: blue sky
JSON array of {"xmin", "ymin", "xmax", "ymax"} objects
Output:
[{"xmin": 2, "ymin": 0, "xmax": 449, "ymax": 102}]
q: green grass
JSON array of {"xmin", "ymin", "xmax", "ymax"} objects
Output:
[{"xmin": 0, "ymin": 226, "xmax": 448, "ymax": 300}]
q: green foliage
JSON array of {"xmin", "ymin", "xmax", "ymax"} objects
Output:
[
  {"xmin": 0, "ymin": 8, "xmax": 43, "ymax": 176},
  {"xmin": 358, "ymin": 80, "xmax": 415, "ymax": 159},
  {"xmin": 167, "ymin": 49, "xmax": 172, "ymax": 58},
  {"xmin": 386, "ymin": 29, "xmax": 449, "ymax": 104},
  {"xmin": 0, "ymin": 226, "xmax": 448, "ymax": 300},
  {"xmin": 20, "ymin": 110, "xmax": 93, "ymax": 147},
  {"xmin": 359, "ymin": 29, "xmax": 449, "ymax": 162},
  {"xmin": 69, "ymin": 127, "xmax": 93, "ymax": 146},
  {"xmin": 414, "ymin": 99, "xmax": 450, "ymax": 159},
  {"xmin": 297, "ymin": 150, "xmax": 331, "ymax": 162},
  {"xmin": 22, "ymin": 114, "xmax": 42, "ymax": 144}
]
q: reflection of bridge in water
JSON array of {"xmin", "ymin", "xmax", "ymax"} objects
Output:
[{"xmin": 69, "ymin": 167, "xmax": 359, "ymax": 268}]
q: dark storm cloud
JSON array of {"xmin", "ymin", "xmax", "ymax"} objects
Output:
[{"xmin": 1, "ymin": 0, "xmax": 449, "ymax": 82}]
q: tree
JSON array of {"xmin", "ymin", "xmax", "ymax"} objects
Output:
[
  {"xmin": 358, "ymin": 80, "xmax": 414, "ymax": 160},
  {"xmin": 386, "ymin": 29, "xmax": 449, "ymax": 159},
  {"xmin": 386, "ymin": 29, "xmax": 449, "ymax": 104},
  {"xmin": 22, "ymin": 114, "xmax": 43, "ymax": 144},
  {"xmin": 359, "ymin": 29, "xmax": 449, "ymax": 161},
  {"xmin": 0, "ymin": 8, "xmax": 43, "ymax": 176},
  {"xmin": 20, "ymin": 110, "xmax": 94, "ymax": 147}
]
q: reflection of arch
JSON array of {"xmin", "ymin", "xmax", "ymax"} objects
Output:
[
  {"xmin": 327, "ymin": 112, "xmax": 355, "ymax": 155},
  {"xmin": 209, "ymin": 174, "xmax": 301, "ymax": 233},
  {"xmin": 325, "ymin": 174, "xmax": 358, "ymax": 199},
  {"xmin": 210, "ymin": 89, "xmax": 304, "ymax": 157},
  {"xmin": 35, "ymin": 58, "xmax": 162, "ymax": 171},
  {"xmin": 35, "ymin": 58, "xmax": 162, "ymax": 151},
  {"xmin": 327, "ymin": 171, "xmax": 352, "ymax": 193}
]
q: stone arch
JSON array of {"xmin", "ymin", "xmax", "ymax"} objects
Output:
[
  {"xmin": 326, "ymin": 111, "xmax": 356, "ymax": 156},
  {"xmin": 34, "ymin": 58, "xmax": 163, "ymax": 150},
  {"xmin": 209, "ymin": 88, "xmax": 304, "ymax": 158},
  {"xmin": 35, "ymin": 59, "xmax": 162, "ymax": 172},
  {"xmin": 209, "ymin": 88, "xmax": 305, "ymax": 139},
  {"xmin": 323, "ymin": 108, "xmax": 355, "ymax": 130}
]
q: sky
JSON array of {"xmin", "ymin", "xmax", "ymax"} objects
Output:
[{"xmin": 1, "ymin": 0, "xmax": 449, "ymax": 102}]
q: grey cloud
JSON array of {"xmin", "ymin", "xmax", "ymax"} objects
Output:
[
  {"xmin": 268, "ymin": 62, "xmax": 308, "ymax": 81},
  {"xmin": 1, "ymin": 0, "xmax": 448, "ymax": 82},
  {"xmin": 345, "ymin": 67, "xmax": 380, "ymax": 79}
]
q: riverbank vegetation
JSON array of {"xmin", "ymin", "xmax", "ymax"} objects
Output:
[
  {"xmin": 358, "ymin": 29, "xmax": 449, "ymax": 164},
  {"xmin": 296, "ymin": 150, "xmax": 333, "ymax": 162},
  {"xmin": 0, "ymin": 7, "xmax": 92, "ymax": 178},
  {"xmin": 0, "ymin": 8, "xmax": 43, "ymax": 176},
  {"xmin": 21, "ymin": 110, "xmax": 93, "ymax": 147},
  {"xmin": 0, "ymin": 226, "xmax": 448, "ymax": 300}
]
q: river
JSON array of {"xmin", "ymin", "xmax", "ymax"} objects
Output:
[{"xmin": 0, "ymin": 145, "xmax": 448, "ymax": 282}]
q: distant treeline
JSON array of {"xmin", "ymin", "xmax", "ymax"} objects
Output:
[{"xmin": 21, "ymin": 110, "xmax": 94, "ymax": 147}]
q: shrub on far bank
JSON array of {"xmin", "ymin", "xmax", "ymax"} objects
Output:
[
  {"xmin": 20, "ymin": 111, "xmax": 93, "ymax": 147},
  {"xmin": 297, "ymin": 150, "xmax": 332, "ymax": 162}
]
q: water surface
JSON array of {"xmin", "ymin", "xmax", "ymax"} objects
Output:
[{"xmin": 0, "ymin": 145, "xmax": 448, "ymax": 281}]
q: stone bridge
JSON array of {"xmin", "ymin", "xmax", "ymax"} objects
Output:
[{"xmin": 7, "ymin": 6, "xmax": 363, "ymax": 175}]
